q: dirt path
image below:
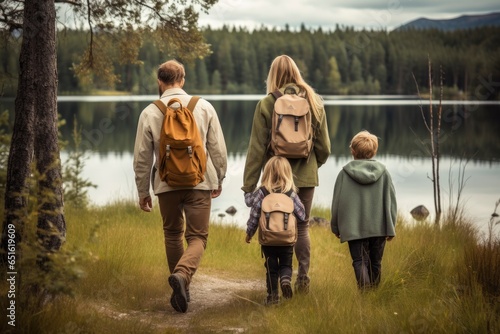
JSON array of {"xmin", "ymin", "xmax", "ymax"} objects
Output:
[{"xmin": 91, "ymin": 273, "xmax": 263, "ymax": 332}]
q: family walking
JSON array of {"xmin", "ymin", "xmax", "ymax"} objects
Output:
[{"xmin": 133, "ymin": 55, "xmax": 397, "ymax": 313}]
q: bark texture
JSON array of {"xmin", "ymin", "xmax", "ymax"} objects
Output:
[{"xmin": 1, "ymin": 0, "xmax": 65, "ymax": 255}]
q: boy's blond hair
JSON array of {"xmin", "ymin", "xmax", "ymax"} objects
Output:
[
  {"xmin": 261, "ymin": 156, "xmax": 297, "ymax": 194},
  {"xmin": 350, "ymin": 130, "xmax": 378, "ymax": 159}
]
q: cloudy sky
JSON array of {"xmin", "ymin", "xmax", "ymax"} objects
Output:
[{"xmin": 198, "ymin": 0, "xmax": 500, "ymax": 31}]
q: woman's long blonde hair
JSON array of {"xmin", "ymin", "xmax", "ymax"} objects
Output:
[
  {"xmin": 261, "ymin": 156, "xmax": 297, "ymax": 194},
  {"xmin": 266, "ymin": 55, "xmax": 323, "ymax": 120}
]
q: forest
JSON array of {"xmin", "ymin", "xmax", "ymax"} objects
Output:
[{"xmin": 1, "ymin": 24, "xmax": 500, "ymax": 98}]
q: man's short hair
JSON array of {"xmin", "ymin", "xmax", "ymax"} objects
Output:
[
  {"xmin": 350, "ymin": 130, "xmax": 378, "ymax": 159},
  {"xmin": 157, "ymin": 60, "xmax": 185, "ymax": 85}
]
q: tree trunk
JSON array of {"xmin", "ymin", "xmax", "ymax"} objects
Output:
[
  {"xmin": 1, "ymin": 0, "xmax": 65, "ymax": 255},
  {"xmin": 33, "ymin": 0, "xmax": 66, "ymax": 251}
]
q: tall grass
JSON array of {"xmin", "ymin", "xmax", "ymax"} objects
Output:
[{"xmin": 1, "ymin": 201, "xmax": 498, "ymax": 333}]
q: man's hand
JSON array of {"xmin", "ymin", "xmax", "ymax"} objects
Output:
[
  {"xmin": 386, "ymin": 236, "xmax": 394, "ymax": 241},
  {"xmin": 139, "ymin": 196, "xmax": 152, "ymax": 212},
  {"xmin": 211, "ymin": 185, "xmax": 222, "ymax": 198},
  {"xmin": 335, "ymin": 234, "xmax": 340, "ymax": 239},
  {"xmin": 245, "ymin": 234, "xmax": 252, "ymax": 243}
]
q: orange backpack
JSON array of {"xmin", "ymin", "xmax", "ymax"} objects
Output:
[{"xmin": 152, "ymin": 97, "xmax": 206, "ymax": 188}]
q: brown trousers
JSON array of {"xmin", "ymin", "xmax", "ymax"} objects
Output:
[
  {"xmin": 158, "ymin": 190, "xmax": 211, "ymax": 286},
  {"xmin": 296, "ymin": 187, "xmax": 314, "ymax": 278}
]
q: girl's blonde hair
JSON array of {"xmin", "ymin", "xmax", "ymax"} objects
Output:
[
  {"xmin": 266, "ymin": 55, "xmax": 323, "ymax": 120},
  {"xmin": 350, "ymin": 130, "xmax": 378, "ymax": 159},
  {"xmin": 261, "ymin": 156, "xmax": 297, "ymax": 194}
]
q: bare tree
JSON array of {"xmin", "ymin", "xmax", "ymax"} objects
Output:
[
  {"xmin": 413, "ymin": 56, "xmax": 443, "ymax": 226},
  {"xmin": 447, "ymin": 155, "xmax": 472, "ymax": 223}
]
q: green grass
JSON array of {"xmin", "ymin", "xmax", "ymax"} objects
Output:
[{"xmin": 1, "ymin": 201, "xmax": 498, "ymax": 333}]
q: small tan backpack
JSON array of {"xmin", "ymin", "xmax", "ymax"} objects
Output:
[
  {"xmin": 258, "ymin": 187, "xmax": 298, "ymax": 246},
  {"xmin": 269, "ymin": 89, "xmax": 313, "ymax": 159}
]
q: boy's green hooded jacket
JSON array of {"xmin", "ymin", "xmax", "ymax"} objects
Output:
[
  {"xmin": 330, "ymin": 160, "xmax": 397, "ymax": 243},
  {"xmin": 242, "ymin": 84, "xmax": 331, "ymax": 193}
]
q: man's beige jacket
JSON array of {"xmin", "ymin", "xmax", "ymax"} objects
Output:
[{"xmin": 134, "ymin": 88, "xmax": 227, "ymax": 199}]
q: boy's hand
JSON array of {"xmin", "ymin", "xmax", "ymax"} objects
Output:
[
  {"xmin": 386, "ymin": 236, "xmax": 394, "ymax": 241},
  {"xmin": 245, "ymin": 235, "xmax": 252, "ymax": 243}
]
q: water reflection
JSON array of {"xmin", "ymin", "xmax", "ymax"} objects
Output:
[
  {"xmin": 50, "ymin": 99, "xmax": 500, "ymax": 163},
  {"xmin": 73, "ymin": 152, "xmax": 499, "ymax": 238},
  {"xmin": 1, "ymin": 96, "xmax": 499, "ymax": 235}
]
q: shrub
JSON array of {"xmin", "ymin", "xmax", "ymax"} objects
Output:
[{"xmin": 460, "ymin": 199, "xmax": 500, "ymax": 303}]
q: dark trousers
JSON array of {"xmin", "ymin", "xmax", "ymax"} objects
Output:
[
  {"xmin": 347, "ymin": 237, "xmax": 386, "ymax": 289},
  {"xmin": 261, "ymin": 245, "xmax": 293, "ymax": 296},
  {"xmin": 157, "ymin": 190, "xmax": 211, "ymax": 286},
  {"xmin": 295, "ymin": 187, "xmax": 314, "ymax": 278}
]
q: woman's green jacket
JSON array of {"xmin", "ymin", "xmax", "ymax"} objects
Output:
[{"xmin": 242, "ymin": 84, "xmax": 331, "ymax": 193}]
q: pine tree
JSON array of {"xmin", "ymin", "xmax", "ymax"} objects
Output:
[{"xmin": 327, "ymin": 56, "xmax": 342, "ymax": 94}]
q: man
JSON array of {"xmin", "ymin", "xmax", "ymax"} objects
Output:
[{"xmin": 133, "ymin": 60, "xmax": 227, "ymax": 313}]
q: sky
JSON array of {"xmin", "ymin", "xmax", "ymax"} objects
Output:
[{"xmin": 198, "ymin": 0, "xmax": 500, "ymax": 31}]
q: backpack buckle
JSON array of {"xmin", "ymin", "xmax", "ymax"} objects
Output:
[
  {"xmin": 187, "ymin": 146, "xmax": 193, "ymax": 157},
  {"xmin": 166, "ymin": 145, "xmax": 171, "ymax": 159}
]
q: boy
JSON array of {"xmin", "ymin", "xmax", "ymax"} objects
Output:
[{"xmin": 330, "ymin": 130, "xmax": 397, "ymax": 290}]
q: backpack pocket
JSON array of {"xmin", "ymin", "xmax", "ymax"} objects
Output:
[{"xmin": 162, "ymin": 145, "xmax": 205, "ymax": 187}]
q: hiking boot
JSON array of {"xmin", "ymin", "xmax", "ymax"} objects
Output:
[
  {"xmin": 265, "ymin": 293, "xmax": 280, "ymax": 306},
  {"xmin": 168, "ymin": 273, "xmax": 188, "ymax": 313},
  {"xmin": 294, "ymin": 276, "xmax": 310, "ymax": 294},
  {"xmin": 281, "ymin": 280, "xmax": 293, "ymax": 299}
]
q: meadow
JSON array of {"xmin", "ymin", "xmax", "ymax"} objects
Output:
[{"xmin": 1, "ymin": 202, "xmax": 499, "ymax": 333}]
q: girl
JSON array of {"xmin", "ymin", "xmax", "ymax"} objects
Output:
[{"xmin": 245, "ymin": 156, "xmax": 306, "ymax": 304}]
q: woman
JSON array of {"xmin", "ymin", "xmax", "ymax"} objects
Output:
[{"xmin": 242, "ymin": 55, "xmax": 331, "ymax": 293}]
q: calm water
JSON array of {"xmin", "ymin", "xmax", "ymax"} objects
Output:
[{"xmin": 2, "ymin": 95, "xmax": 500, "ymax": 235}]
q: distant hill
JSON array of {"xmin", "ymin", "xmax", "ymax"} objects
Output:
[{"xmin": 396, "ymin": 12, "xmax": 500, "ymax": 31}]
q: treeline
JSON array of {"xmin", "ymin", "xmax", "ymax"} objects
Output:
[{"xmin": 1, "ymin": 25, "xmax": 500, "ymax": 98}]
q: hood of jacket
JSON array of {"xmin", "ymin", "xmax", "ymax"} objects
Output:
[{"xmin": 343, "ymin": 160, "xmax": 386, "ymax": 185}]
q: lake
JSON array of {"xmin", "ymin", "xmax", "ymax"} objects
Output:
[{"xmin": 2, "ymin": 95, "xmax": 499, "ymax": 236}]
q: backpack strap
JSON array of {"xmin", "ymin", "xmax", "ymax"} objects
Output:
[
  {"xmin": 267, "ymin": 91, "xmax": 282, "ymax": 154},
  {"xmin": 259, "ymin": 186, "xmax": 271, "ymax": 228},
  {"xmin": 152, "ymin": 96, "xmax": 200, "ymax": 115},
  {"xmin": 152, "ymin": 100, "xmax": 168, "ymax": 115},
  {"xmin": 271, "ymin": 90, "xmax": 282, "ymax": 100},
  {"xmin": 187, "ymin": 96, "xmax": 200, "ymax": 112}
]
